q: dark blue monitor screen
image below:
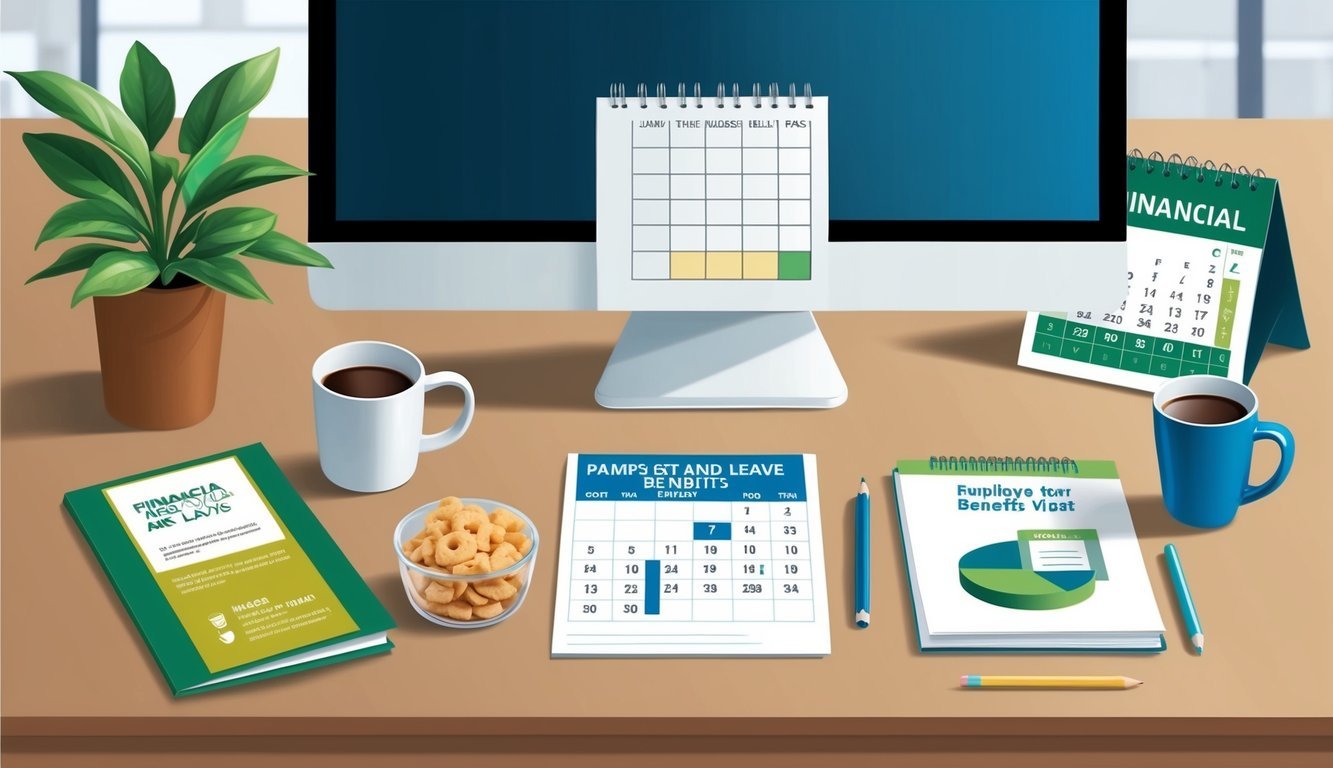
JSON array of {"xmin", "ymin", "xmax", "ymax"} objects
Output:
[{"xmin": 332, "ymin": 0, "xmax": 1101, "ymax": 225}]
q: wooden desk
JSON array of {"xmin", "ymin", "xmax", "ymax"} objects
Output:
[{"xmin": 2, "ymin": 119, "xmax": 1330, "ymax": 766}]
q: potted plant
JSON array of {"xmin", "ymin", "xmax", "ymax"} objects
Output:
[{"xmin": 7, "ymin": 43, "xmax": 330, "ymax": 429}]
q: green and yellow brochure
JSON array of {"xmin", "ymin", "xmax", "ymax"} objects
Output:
[{"xmin": 64, "ymin": 443, "xmax": 394, "ymax": 696}]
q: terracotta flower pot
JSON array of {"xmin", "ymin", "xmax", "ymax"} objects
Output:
[{"xmin": 92, "ymin": 281, "xmax": 226, "ymax": 429}]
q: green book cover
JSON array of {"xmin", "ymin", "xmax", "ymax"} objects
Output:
[{"xmin": 64, "ymin": 443, "xmax": 395, "ymax": 696}]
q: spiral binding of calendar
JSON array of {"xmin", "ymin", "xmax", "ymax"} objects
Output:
[
  {"xmin": 1128, "ymin": 149, "xmax": 1266, "ymax": 191},
  {"xmin": 928, "ymin": 456, "xmax": 1081, "ymax": 474},
  {"xmin": 608, "ymin": 81, "xmax": 815, "ymax": 109}
]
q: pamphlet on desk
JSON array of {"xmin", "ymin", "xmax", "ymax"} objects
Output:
[
  {"xmin": 64, "ymin": 443, "xmax": 394, "ymax": 696},
  {"xmin": 553, "ymin": 454, "xmax": 830, "ymax": 656},
  {"xmin": 892, "ymin": 457, "xmax": 1165, "ymax": 652}
]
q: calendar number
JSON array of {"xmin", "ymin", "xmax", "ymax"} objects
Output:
[
  {"xmin": 663, "ymin": 544, "xmax": 677, "ymax": 554},
  {"xmin": 1072, "ymin": 327, "xmax": 1090, "ymax": 339},
  {"xmin": 624, "ymin": 584, "xmax": 638, "ymax": 594},
  {"xmin": 1190, "ymin": 327, "xmax": 1205, "ymax": 337},
  {"xmin": 703, "ymin": 544, "xmax": 717, "ymax": 554},
  {"xmin": 1076, "ymin": 311, "xmax": 1092, "ymax": 319},
  {"xmin": 784, "ymin": 564, "xmax": 800, "ymax": 574},
  {"xmin": 743, "ymin": 544, "xmax": 757, "ymax": 554},
  {"xmin": 784, "ymin": 544, "xmax": 800, "ymax": 555},
  {"xmin": 743, "ymin": 564, "xmax": 757, "ymax": 574},
  {"xmin": 627, "ymin": 545, "xmax": 636, "ymax": 555},
  {"xmin": 703, "ymin": 564, "xmax": 717, "ymax": 573},
  {"xmin": 703, "ymin": 583, "xmax": 718, "ymax": 593},
  {"xmin": 664, "ymin": 583, "xmax": 678, "ymax": 593},
  {"xmin": 1101, "ymin": 314, "xmax": 1122, "ymax": 325},
  {"xmin": 623, "ymin": 604, "xmax": 639, "ymax": 614},
  {"xmin": 587, "ymin": 545, "xmax": 596, "ymax": 555},
  {"xmin": 742, "ymin": 584, "xmax": 763, "ymax": 594},
  {"xmin": 582, "ymin": 604, "xmax": 597, "ymax": 614},
  {"xmin": 1164, "ymin": 322, "xmax": 1179, "ymax": 333},
  {"xmin": 744, "ymin": 525, "xmax": 756, "ymax": 534},
  {"xmin": 1137, "ymin": 318, "xmax": 1152, "ymax": 329},
  {"xmin": 625, "ymin": 564, "xmax": 639, "ymax": 574},
  {"xmin": 665, "ymin": 564, "xmax": 679, "ymax": 574},
  {"xmin": 584, "ymin": 584, "xmax": 598, "ymax": 594},
  {"xmin": 783, "ymin": 525, "xmax": 798, "ymax": 535},
  {"xmin": 783, "ymin": 584, "xmax": 801, "ymax": 594},
  {"xmin": 783, "ymin": 506, "xmax": 792, "ymax": 516}
]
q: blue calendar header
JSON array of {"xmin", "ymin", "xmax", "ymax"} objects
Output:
[{"xmin": 575, "ymin": 454, "xmax": 807, "ymax": 502}]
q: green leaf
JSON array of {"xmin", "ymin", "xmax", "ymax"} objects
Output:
[
  {"xmin": 70, "ymin": 251, "xmax": 159, "ymax": 306},
  {"xmin": 185, "ymin": 155, "xmax": 308, "ymax": 218},
  {"xmin": 27, "ymin": 243, "xmax": 130, "ymax": 283},
  {"xmin": 179, "ymin": 113, "xmax": 246, "ymax": 205},
  {"xmin": 5, "ymin": 69, "xmax": 152, "ymax": 183},
  {"xmin": 119, "ymin": 41, "xmax": 174, "ymax": 150},
  {"xmin": 35, "ymin": 200, "xmax": 143, "ymax": 247},
  {"xmin": 163, "ymin": 254, "xmax": 270, "ymax": 302},
  {"xmin": 178, "ymin": 48, "xmax": 279, "ymax": 155},
  {"xmin": 21, "ymin": 133, "xmax": 145, "ymax": 222},
  {"xmin": 240, "ymin": 230, "xmax": 332, "ymax": 268},
  {"xmin": 169, "ymin": 214, "xmax": 204, "ymax": 261},
  {"xmin": 186, "ymin": 206, "xmax": 276, "ymax": 260},
  {"xmin": 150, "ymin": 151, "xmax": 179, "ymax": 201}
]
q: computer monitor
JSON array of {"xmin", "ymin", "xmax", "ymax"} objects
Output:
[{"xmin": 308, "ymin": 0, "xmax": 1126, "ymax": 408}]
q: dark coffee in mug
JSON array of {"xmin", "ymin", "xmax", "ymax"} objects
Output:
[
  {"xmin": 1161, "ymin": 394, "xmax": 1249, "ymax": 425},
  {"xmin": 322, "ymin": 365, "xmax": 412, "ymax": 399}
]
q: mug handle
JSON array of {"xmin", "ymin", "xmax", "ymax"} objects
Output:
[
  {"xmin": 1240, "ymin": 421, "xmax": 1294, "ymax": 505},
  {"xmin": 419, "ymin": 371, "xmax": 475, "ymax": 453}
]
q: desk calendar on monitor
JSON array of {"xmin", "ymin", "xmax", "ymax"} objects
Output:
[
  {"xmin": 596, "ymin": 84, "xmax": 829, "ymax": 311},
  {"xmin": 552, "ymin": 454, "xmax": 830, "ymax": 657}
]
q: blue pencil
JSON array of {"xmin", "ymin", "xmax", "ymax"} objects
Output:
[
  {"xmin": 855, "ymin": 478, "xmax": 871, "ymax": 628},
  {"xmin": 1165, "ymin": 543, "xmax": 1204, "ymax": 655}
]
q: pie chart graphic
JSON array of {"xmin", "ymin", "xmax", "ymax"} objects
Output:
[{"xmin": 958, "ymin": 540, "xmax": 1095, "ymax": 610}]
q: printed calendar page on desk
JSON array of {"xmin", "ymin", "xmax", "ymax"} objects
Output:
[
  {"xmin": 552, "ymin": 454, "xmax": 830, "ymax": 657},
  {"xmin": 1019, "ymin": 154, "xmax": 1307, "ymax": 391}
]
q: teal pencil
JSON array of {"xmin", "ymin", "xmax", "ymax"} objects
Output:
[{"xmin": 1164, "ymin": 543, "xmax": 1204, "ymax": 655}]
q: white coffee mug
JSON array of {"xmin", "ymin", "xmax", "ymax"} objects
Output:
[{"xmin": 312, "ymin": 341, "xmax": 475, "ymax": 492}]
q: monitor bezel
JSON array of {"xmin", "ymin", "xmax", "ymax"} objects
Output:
[{"xmin": 308, "ymin": 1, "xmax": 1124, "ymax": 244}]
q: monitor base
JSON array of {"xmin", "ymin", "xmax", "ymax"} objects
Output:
[{"xmin": 595, "ymin": 312, "xmax": 848, "ymax": 409}]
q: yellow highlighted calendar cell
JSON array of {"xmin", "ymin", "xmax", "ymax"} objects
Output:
[
  {"xmin": 706, "ymin": 251, "xmax": 742, "ymax": 279},
  {"xmin": 743, "ymin": 251, "xmax": 778, "ymax": 279},
  {"xmin": 670, "ymin": 251, "xmax": 706, "ymax": 279}
]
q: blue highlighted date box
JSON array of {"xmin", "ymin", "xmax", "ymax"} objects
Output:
[{"xmin": 693, "ymin": 522, "xmax": 732, "ymax": 540}]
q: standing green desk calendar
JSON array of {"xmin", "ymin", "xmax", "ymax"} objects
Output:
[{"xmin": 1019, "ymin": 152, "xmax": 1308, "ymax": 391}]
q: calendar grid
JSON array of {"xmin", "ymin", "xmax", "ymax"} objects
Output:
[{"xmin": 630, "ymin": 117, "xmax": 813, "ymax": 281}]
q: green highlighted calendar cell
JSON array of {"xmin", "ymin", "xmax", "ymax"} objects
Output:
[{"xmin": 1030, "ymin": 313, "xmax": 1233, "ymax": 380}]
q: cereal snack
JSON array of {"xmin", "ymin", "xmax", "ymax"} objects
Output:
[{"xmin": 397, "ymin": 498, "xmax": 537, "ymax": 625}]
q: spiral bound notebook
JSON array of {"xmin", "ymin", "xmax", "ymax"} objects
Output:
[
  {"xmin": 596, "ymin": 82, "xmax": 829, "ymax": 309},
  {"xmin": 891, "ymin": 457, "xmax": 1165, "ymax": 653},
  {"xmin": 1019, "ymin": 152, "xmax": 1309, "ymax": 390}
]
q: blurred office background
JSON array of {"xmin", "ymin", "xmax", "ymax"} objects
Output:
[{"xmin": 1, "ymin": 0, "xmax": 1331, "ymax": 118}]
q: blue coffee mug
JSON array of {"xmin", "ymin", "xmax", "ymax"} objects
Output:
[{"xmin": 1153, "ymin": 375, "xmax": 1294, "ymax": 528}]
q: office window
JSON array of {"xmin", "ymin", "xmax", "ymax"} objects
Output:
[
  {"xmin": 96, "ymin": 0, "xmax": 308, "ymax": 117},
  {"xmin": 1266, "ymin": 0, "xmax": 1333, "ymax": 116},
  {"xmin": 1127, "ymin": 0, "xmax": 1240, "ymax": 117}
]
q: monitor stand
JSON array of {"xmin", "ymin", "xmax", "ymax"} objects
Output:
[{"xmin": 594, "ymin": 311, "xmax": 848, "ymax": 409}]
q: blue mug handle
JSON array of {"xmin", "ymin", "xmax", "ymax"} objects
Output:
[{"xmin": 1240, "ymin": 421, "xmax": 1294, "ymax": 505}]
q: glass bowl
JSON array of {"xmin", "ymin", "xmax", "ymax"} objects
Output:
[{"xmin": 393, "ymin": 497, "xmax": 539, "ymax": 628}]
